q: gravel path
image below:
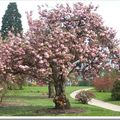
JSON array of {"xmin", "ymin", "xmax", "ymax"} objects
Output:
[{"xmin": 70, "ymin": 88, "xmax": 120, "ymax": 112}]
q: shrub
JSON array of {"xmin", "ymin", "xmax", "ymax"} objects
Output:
[
  {"xmin": 78, "ymin": 80, "xmax": 91, "ymax": 86},
  {"xmin": 93, "ymin": 76, "xmax": 113, "ymax": 92},
  {"xmin": 111, "ymin": 79, "xmax": 120, "ymax": 100},
  {"xmin": 75, "ymin": 90, "xmax": 95, "ymax": 104}
]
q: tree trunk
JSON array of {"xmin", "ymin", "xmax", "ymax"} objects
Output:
[
  {"xmin": 0, "ymin": 82, "xmax": 7, "ymax": 103},
  {"xmin": 48, "ymin": 81, "xmax": 55, "ymax": 98},
  {"xmin": 53, "ymin": 80, "xmax": 70, "ymax": 109},
  {"xmin": 49, "ymin": 60, "xmax": 71, "ymax": 109}
]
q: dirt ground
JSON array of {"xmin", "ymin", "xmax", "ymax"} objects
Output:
[{"xmin": 35, "ymin": 108, "xmax": 85, "ymax": 115}]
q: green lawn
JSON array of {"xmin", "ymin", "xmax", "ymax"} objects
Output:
[
  {"xmin": 92, "ymin": 89, "xmax": 120, "ymax": 106},
  {"xmin": 0, "ymin": 86, "xmax": 120, "ymax": 116}
]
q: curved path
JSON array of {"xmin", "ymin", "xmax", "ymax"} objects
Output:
[
  {"xmin": 0, "ymin": 88, "xmax": 3, "ymax": 91},
  {"xmin": 70, "ymin": 88, "xmax": 120, "ymax": 112}
]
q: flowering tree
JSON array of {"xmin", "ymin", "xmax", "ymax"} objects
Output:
[{"xmin": 0, "ymin": 3, "xmax": 119, "ymax": 109}]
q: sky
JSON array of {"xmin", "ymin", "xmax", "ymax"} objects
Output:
[{"xmin": 0, "ymin": 0, "xmax": 120, "ymax": 40}]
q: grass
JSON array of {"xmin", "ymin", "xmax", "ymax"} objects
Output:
[
  {"xmin": 92, "ymin": 89, "xmax": 120, "ymax": 106},
  {"xmin": 0, "ymin": 86, "xmax": 120, "ymax": 116}
]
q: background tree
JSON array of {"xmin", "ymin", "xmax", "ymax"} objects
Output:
[
  {"xmin": 0, "ymin": 3, "xmax": 119, "ymax": 109},
  {"xmin": 1, "ymin": 2, "xmax": 23, "ymax": 40}
]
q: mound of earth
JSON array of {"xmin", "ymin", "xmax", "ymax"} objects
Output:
[{"xmin": 35, "ymin": 108, "xmax": 85, "ymax": 115}]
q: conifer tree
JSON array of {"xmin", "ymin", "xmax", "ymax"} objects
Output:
[{"xmin": 1, "ymin": 2, "xmax": 23, "ymax": 40}]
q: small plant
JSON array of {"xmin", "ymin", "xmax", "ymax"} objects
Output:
[
  {"xmin": 75, "ymin": 90, "xmax": 95, "ymax": 104},
  {"xmin": 111, "ymin": 79, "xmax": 120, "ymax": 100},
  {"xmin": 93, "ymin": 76, "xmax": 113, "ymax": 92}
]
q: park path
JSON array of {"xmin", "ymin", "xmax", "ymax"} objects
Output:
[
  {"xmin": 0, "ymin": 88, "xmax": 3, "ymax": 91},
  {"xmin": 70, "ymin": 88, "xmax": 120, "ymax": 112}
]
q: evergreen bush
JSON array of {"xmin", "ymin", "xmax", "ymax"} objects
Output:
[{"xmin": 111, "ymin": 79, "xmax": 120, "ymax": 100}]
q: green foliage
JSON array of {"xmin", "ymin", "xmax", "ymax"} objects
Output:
[
  {"xmin": 1, "ymin": 2, "xmax": 23, "ymax": 40},
  {"xmin": 111, "ymin": 80, "xmax": 120, "ymax": 100},
  {"xmin": 75, "ymin": 90, "xmax": 95, "ymax": 104},
  {"xmin": 78, "ymin": 80, "xmax": 91, "ymax": 86}
]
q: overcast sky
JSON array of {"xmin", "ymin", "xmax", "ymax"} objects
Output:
[{"xmin": 0, "ymin": 0, "xmax": 120, "ymax": 39}]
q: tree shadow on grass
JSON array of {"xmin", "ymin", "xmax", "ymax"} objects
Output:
[
  {"xmin": 5, "ymin": 95, "xmax": 48, "ymax": 99},
  {"xmin": 0, "ymin": 105, "xmax": 85, "ymax": 116},
  {"xmin": 0, "ymin": 105, "xmax": 50, "ymax": 116},
  {"xmin": 0, "ymin": 96, "xmax": 85, "ymax": 116}
]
